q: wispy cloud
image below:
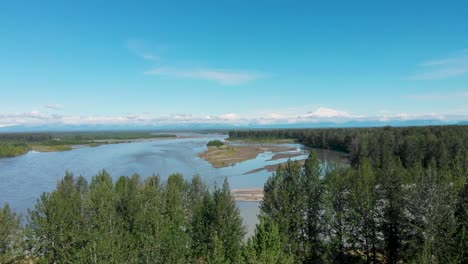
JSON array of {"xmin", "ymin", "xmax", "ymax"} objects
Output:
[
  {"xmin": 406, "ymin": 90, "xmax": 468, "ymax": 101},
  {"xmin": 410, "ymin": 50, "xmax": 468, "ymax": 80},
  {"xmin": 141, "ymin": 54, "xmax": 160, "ymax": 61},
  {"xmin": 145, "ymin": 67, "xmax": 262, "ymax": 85},
  {"xmin": 129, "ymin": 39, "xmax": 263, "ymax": 85},
  {"xmin": 127, "ymin": 39, "xmax": 161, "ymax": 62},
  {"xmin": 43, "ymin": 104, "xmax": 64, "ymax": 110}
]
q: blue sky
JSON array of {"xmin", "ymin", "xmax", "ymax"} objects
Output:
[{"xmin": 1, "ymin": 1, "xmax": 468, "ymax": 127}]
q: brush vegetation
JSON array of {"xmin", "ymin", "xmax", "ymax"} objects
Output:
[{"xmin": 207, "ymin": 140, "xmax": 225, "ymax": 147}]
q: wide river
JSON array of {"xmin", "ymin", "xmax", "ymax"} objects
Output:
[{"xmin": 0, "ymin": 133, "xmax": 347, "ymax": 235}]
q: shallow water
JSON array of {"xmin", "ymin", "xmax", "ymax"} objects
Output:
[{"xmin": 0, "ymin": 133, "xmax": 346, "ymax": 235}]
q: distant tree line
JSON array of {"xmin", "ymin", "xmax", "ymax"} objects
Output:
[
  {"xmin": 0, "ymin": 132, "xmax": 177, "ymax": 158},
  {"xmin": 0, "ymin": 133, "xmax": 52, "ymax": 143},
  {"xmin": 229, "ymin": 125, "xmax": 468, "ymax": 169},
  {"xmin": 0, "ymin": 133, "xmax": 52, "ymax": 157}
]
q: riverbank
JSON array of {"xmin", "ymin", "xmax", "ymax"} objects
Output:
[
  {"xmin": 231, "ymin": 188, "xmax": 264, "ymax": 202},
  {"xmin": 243, "ymin": 159, "xmax": 307, "ymax": 175},
  {"xmin": 198, "ymin": 144, "xmax": 297, "ymax": 168},
  {"xmin": 228, "ymin": 137, "xmax": 297, "ymax": 144},
  {"xmin": 268, "ymin": 152, "xmax": 304, "ymax": 161},
  {"xmin": 0, "ymin": 133, "xmax": 178, "ymax": 158}
]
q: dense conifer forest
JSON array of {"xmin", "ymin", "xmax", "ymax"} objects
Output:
[{"xmin": 1, "ymin": 125, "xmax": 467, "ymax": 263}]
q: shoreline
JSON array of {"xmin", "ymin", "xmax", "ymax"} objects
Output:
[
  {"xmin": 198, "ymin": 143, "xmax": 297, "ymax": 168},
  {"xmin": 243, "ymin": 159, "xmax": 307, "ymax": 175},
  {"xmin": 267, "ymin": 152, "xmax": 304, "ymax": 161},
  {"xmin": 232, "ymin": 188, "xmax": 264, "ymax": 202},
  {"xmin": 1, "ymin": 135, "xmax": 185, "ymax": 158}
]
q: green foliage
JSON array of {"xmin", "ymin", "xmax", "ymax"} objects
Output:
[
  {"xmin": 323, "ymin": 164, "xmax": 353, "ymax": 263},
  {"xmin": 211, "ymin": 178, "xmax": 246, "ymax": 262},
  {"xmin": 25, "ymin": 171, "xmax": 245, "ymax": 263},
  {"xmin": 348, "ymin": 159, "xmax": 380, "ymax": 263},
  {"xmin": 250, "ymin": 127, "xmax": 468, "ymax": 263},
  {"xmin": 243, "ymin": 216, "xmax": 295, "ymax": 264},
  {"xmin": 261, "ymin": 152, "xmax": 328, "ymax": 263},
  {"xmin": 207, "ymin": 140, "xmax": 225, "ymax": 147},
  {"xmin": 0, "ymin": 204, "xmax": 22, "ymax": 263},
  {"xmin": 453, "ymin": 182, "xmax": 468, "ymax": 263},
  {"xmin": 0, "ymin": 142, "xmax": 29, "ymax": 158}
]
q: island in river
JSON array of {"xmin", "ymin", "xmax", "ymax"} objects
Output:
[{"xmin": 198, "ymin": 143, "xmax": 300, "ymax": 168}]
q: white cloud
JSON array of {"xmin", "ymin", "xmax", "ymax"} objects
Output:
[
  {"xmin": 305, "ymin": 107, "xmax": 352, "ymax": 118},
  {"xmin": 410, "ymin": 50, "xmax": 468, "ymax": 80},
  {"xmin": 219, "ymin": 113, "xmax": 241, "ymax": 120},
  {"xmin": 376, "ymin": 113, "xmax": 447, "ymax": 122},
  {"xmin": 0, "ymin": 107, "xmax": 466, "ymax": 128},
  {"xmin": 145, "ymin": 67, "xmax": 261, "ymax": 85}
]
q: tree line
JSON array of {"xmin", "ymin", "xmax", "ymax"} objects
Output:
[
  {"xmin": 0, "ymin": 132, "xmax": 177, "ymax": 158},
  {"xmin": 1, "ymin": 172, "xmax": 252, "ymax": 263},
  {"xmin": 229, "ymin": 125, "xmax": 468, "ymax": 169}
]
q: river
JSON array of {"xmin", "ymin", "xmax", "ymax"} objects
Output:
[{"xmin": 0, "ymin": 133, "xmax": 347, "ymax": 235}]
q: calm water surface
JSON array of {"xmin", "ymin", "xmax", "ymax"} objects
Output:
[{"xmin": 0, "ymin": 133, "xmax": 346, "ymax": 235}]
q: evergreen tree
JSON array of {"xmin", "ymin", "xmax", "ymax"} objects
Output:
[
  {"xmin": 453, "ymin": 182, "xmax": 468, "ymax": 263},
  {"xmin": 211, "ymin": 178, "xmax": 245, "ymax": 263},
  {"xmin": 27, "ymin": 172, "xmax": 89, "ymax": 263},
  {"xmin": 301, "ymin": 151, "xmax": 327, "ymax": 263},
  {"xmin": 377, "ymin": 159, "xmax": 407, "ymax": 264},
  {"xmin": 0, "ymin": 204, "xmax": 22, "ymax": 263},
  {"xmin": 206, "ymin": 231, "xmax": 226, "ymax": 264},
  {"xmin": 324, "ymin": 165, "xmax": 352, "ymax": 263},
  {"xmin": 406, "ymin": 161, "xmax": 458, "ymax": 263},
  {"xmin": 261, "ymin": 161, "xmax": 304, "ymax": 256},
  {"xmin": 244, "ymin": 216, "xmax": 295, "ymax": 264},
  {"xmin": 161, "ymin": 173, "xmax": 190, "ymax": 263},
  {"xmin": 348, "ymin": 159, "xmax": 380, "ymax": 263},
  {"xmin": 188, "ymin": 176, "xmax": 213, "ymax": 262},
  {"xmin": 114, "ymin": 174, "xmax": 142, "ymax": 263},
  {"xmin": 261, "ymin": 152, "xmax": 327, "ymax": 263},
  {"xmin": 136, "ymin": 175, "xmax": 164, "ymax": 263},
  {"xmin": 86, "ymin": 170, "xmax": 125, "ymax": 263}
]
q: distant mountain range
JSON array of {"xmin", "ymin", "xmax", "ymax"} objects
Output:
[{"xmin": 1, "ymin": 119, "xmax": 466, "ymax": 133}]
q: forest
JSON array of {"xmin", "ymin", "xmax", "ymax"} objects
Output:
[
  {"xmin": 229, "ymin": 125, "xmax": 468, "ymax": 169},
  {"xmin": 1, "ymin": 125, "xmax": 467, "ymax": 263}
]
